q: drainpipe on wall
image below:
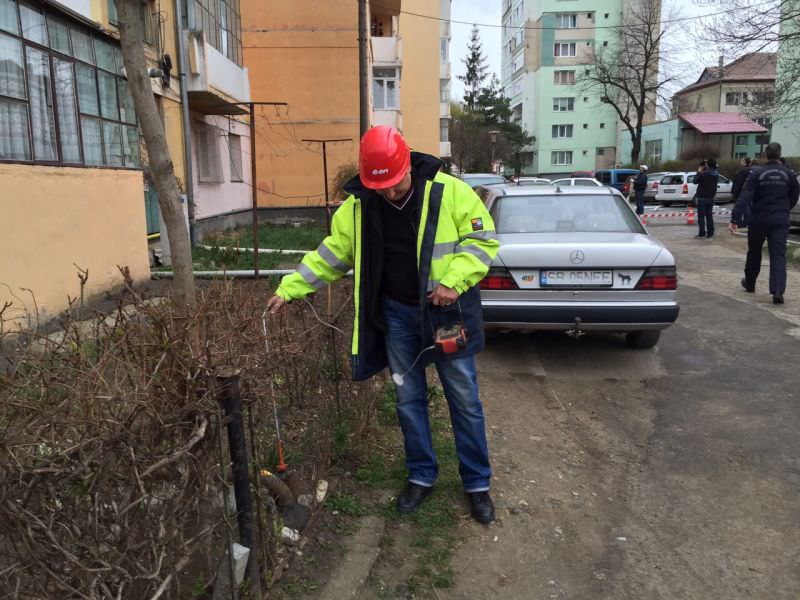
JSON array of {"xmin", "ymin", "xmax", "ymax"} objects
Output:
[{"xmin": 174, "ymin": 0, "xmax": 198, "ymax": 245}]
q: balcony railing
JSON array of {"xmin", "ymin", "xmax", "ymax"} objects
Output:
[
  {"xmin": 372, "ymin": 109, "xmax": 402, "ymax": 130},
  {"xmin": 371, "ymin": 36, "xmax": 402, "ymax": 65},
  {"xmin": 186, "ymin": 31, "xmax": 251, "ymax": 114}
]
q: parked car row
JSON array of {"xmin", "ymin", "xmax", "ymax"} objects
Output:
[{"xmin": 655, "ymin": 172, "xmax": 733, "ymax": 206}]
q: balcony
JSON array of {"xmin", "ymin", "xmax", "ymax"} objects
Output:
[
  {"xmin": 186, "ymin": 31, "xmax": 251, "ymax": 115},
  {"xmin": 371, "ymin": 36, "xmax": 402, "ymax": 66},
  {"xmin": 440, "ymin": 102, "xmax": 450, "ymax": 118},
  {"xmin": 440, "ymin": 62, "xmax": 451, "ymax": 79},
  {"xmin": 440, "ymin": 141, "xmax": 451, "ymax": 158},
  {"xmin": 372, "ymin": 110, "xmax": 403, "ymax": 130}
]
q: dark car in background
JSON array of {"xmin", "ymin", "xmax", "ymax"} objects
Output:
[{"xmin": 595, "ymin": 168, "xmax": 640, "ymax": 193}]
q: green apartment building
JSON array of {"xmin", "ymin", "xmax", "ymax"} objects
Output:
[{"xmin": 501, "ymin": 0, "xmax": 646, "ymax": 176}]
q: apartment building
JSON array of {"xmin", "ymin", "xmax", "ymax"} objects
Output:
[
  {"xmin": 240, "ymin": 0, "xmax": 451, "ymax": 210},
  {"xmin": 502, "ymin": 0, "xmax": 640, "ymax": 176},
  {"xmin": 0, "ymin": 0, "xmax": 251, "ymax": 319}
]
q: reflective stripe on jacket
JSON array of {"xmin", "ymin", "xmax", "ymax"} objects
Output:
[{"xmin": 275, "ymin": 152, "xmax": 499, "ymax": 380}]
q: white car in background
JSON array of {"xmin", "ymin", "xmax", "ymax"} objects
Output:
[
  {"xmin": 655, "ymin": 172, "xmax": 733, "ymax": 207},
  {"xmin": 515, "ymin": 177, "xmax": 553, "ymax": 186},
  {"xmin": 551, "ymin": 177, "xmax": 604, "ymax": 187}
]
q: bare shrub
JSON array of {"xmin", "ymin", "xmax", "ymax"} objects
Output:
[{"xmin": 0, "ymin": 276, "xmax": 374, "ymax": 598}]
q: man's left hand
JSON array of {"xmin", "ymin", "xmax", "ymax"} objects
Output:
[
  {"xmin": 728, "ymin": 222, "xmax": 738, "ymax": 234},
  {"xmin": 428, "ymin": 284, "xmax": 459, "ymax": 306}
]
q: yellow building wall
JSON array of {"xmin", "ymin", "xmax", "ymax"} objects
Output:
[
  {"xmin": 242, "ymin": 0, "xmax": 360, "ymax": 208},
  {"xmin": 399, "ymin": 0, "xmax": 440, "ymax": 157},
  {"xmin": 0, "ymin": 166, "xmax": 150, "ymax": 322}
]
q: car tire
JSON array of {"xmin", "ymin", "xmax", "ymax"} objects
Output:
[{"xmin": 626, "ymin": 329, "xmax": 661, "ymax": 349}]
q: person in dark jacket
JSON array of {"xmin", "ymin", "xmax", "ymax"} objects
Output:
[
  {"xmin": 731, "ymin": 157, "xmax": 753, "ymax": 201},
  {"xmin": 632, "ymin": 165, "xmax": 648, "ymax": 215},
  {"xmin": 695, "ymin": 159, "xmax": 719, "ymax": 238},
  {"xmin": 729, "ymin": 142, "xmax": 800, "ymax": 304}
]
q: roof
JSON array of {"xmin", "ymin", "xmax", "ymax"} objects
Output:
[
  {"xmin": 675, "ymin": 52, "xmax": 776, "ymax": 96},
  {"xmin": 679, "ymin": 112, "xmax": 768, "ymax": 134}
]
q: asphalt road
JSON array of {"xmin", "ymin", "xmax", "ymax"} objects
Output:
[{"xmin": 442, "ymin": 225, "xmax": 800, "ymax": 600}]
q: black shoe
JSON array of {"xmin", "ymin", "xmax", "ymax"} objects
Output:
[
  {"xmin": 773, "ymin": 295, "xmax": 784, "ymax": 304},
  {"xmin": 741, "ymin": 278, "xmax": 755, "ymax": 293},
  {"xmin": 706, "ymin": 233, "xmax": 714, "ymax": 239},
  {"xmin": 467, "ymin": 491, "xmax": 495, "ymax": 524},
  {"xmin": 695, "ymin": 233, "xmax": 706, "ymax": 238},
  {"xmin": 396, "ymin": 483, "xmax": 433, "ymax": 514}
]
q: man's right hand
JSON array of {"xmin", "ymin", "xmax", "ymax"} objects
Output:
[
  {"xmin": 266, "ymin": 295, "xmax": 287, "ymax": 314},
  {"xmin": 728, "ymin": 222, "xmax": 738, "ymax": 234}
]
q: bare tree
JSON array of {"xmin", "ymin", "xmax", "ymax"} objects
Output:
[
  {"xmin": 116, "ymin": 0, "xmax": 196, "ymax": 310},
  {"xmin": 579, "ymin": 0, "xmax": 684, "ymax": 164},
  {"xmin": 706, "ymin": 0, "xmax": 799, "ymax": 119}
]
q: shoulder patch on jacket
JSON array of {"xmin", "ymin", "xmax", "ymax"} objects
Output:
[{"xmin": 471, "ymin": 217, "xmax": 484, "ymax": 231}]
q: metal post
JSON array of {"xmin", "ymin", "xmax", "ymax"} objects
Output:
[
  {"xmin": 173, "ymin": 0, "xmax": 197, "ymax": 245},
  {"xmin": 249, "ymin": 103, "xmax": 259, "ymax": 278},
  {"xmin": 217, "ymin": 371, "xmax": 261, "ymax": 596},
  {"xmin": 358, "ymin": 0, "xmax": 369, "ymax": 136}
]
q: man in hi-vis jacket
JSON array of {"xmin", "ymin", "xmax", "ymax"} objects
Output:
[{"xmin": 267, "ymin": 126, "xmax": 500, "ymax": 523}]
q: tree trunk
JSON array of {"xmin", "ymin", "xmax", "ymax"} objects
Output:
[
  {"xmin": 631, "ymin": 135, "xmax": 641, "ymax": 165},
  {"xmin": 116, "ymin": 0, "xmax": 196, "ymax": 311}
]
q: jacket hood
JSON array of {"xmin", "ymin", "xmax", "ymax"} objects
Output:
[{"xmin": 343, "ymin": 151, "xmax": 443, "ymax": 197}]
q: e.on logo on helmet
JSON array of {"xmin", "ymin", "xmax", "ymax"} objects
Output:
[{"xmin": 372, "ymin": 168, "xmax": 390, "ymax": 175}]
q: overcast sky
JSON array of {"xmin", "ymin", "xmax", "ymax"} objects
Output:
[{"xmin": 448, "ymin": 0, "xmax": 739, "ymax": 105}]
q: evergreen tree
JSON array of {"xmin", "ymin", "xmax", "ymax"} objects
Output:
[{"xmin": 457, "ymin": 26, "xmax": 488, "ymax": 111}]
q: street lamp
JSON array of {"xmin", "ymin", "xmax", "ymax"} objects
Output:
[{"xmin": 489, "ymin": 130, "xmax": 500, "ymax": 174}]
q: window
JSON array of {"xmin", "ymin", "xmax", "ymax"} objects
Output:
[
  {"xmin": 552, "ymin": 124, "xmax": 573, "ymax": 138},
  {"xmin": 554, "ymin": 42, "xmax": 576, "ymax": 57},
  {"xmin": 751, "ymin": 91, "xmax": 773, "ymax": 105},
  {"xmin": 511, "ymin": 53, "xmax": 524, "ymax": 73},
  {"xmin": 551, "ymin": 151, "xmax": 572, "ymax": 166},
  {"xmin": 600, "ymin": 122, "xmax": 605, "ymax": 128},
  {"xmin": 602, "ymin": 40, "xmax": 608, "ymax": 46},
  {"xmin": 553, "ymin": 97, "xmax": 574, "ymax": 111},
  {"xmin": 555, "ymin": 13, "xmax": 577, "ymax": 28},
  {"xmin": 440, "ymin": 118, "xmax": 449, "ymax": 143},
  {"xmin": 439, "ymin": 79, "xmax": 449, "ymax": 103},
  {"xmin": 196, "ymin": 121, "xmax": 223, "ymax": 183},
  {"xmin": 596, "ymin": 148, "xmax": 604, "ymax": 155},
  {"xmin": 0, "ymin": 1, "xmax": 139, "ymax": 166},
  {"xmin": 228, "ymin": 132, "xmax": 242, "ymax": 182},
  {"xmin": 440, "ymin": 38, "xmax": 448, "ymax": 63},
  {"xmin": 645, "ymin": 139, "xmax": 662, "ymax": 164},
  {"xmin": 755, "ymin": 134, "xmax": 770, "ymax": 145},
  {"xmin": 372, "ymin": 67, "xmax": 399, "ymax": 109},
  {"xmin": 735, "ymin": 135, "xmax": 749, "ymax": 146},
  {"xmin": 755, "ymin": 116, "xmax": 772, "ymax": 127},
  {"xmin": 725, "ymin": 91, "xmax": 747, "ymax": 106},
  {"xmin": 554, "ymin": 70, "xmax": 575, "ymax": 85},
  {"xmin": 187, "ymin": 0, "xmax": 242, "ymax": 66},
  {"xmin": 583, "ymin": 123, "xmax": 588, "ymax": 129}
]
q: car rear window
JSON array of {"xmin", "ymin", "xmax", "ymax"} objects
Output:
[
  {"xmin": 573, "ymin": 179, "xmax": 598, "ymax": 186},
  {"xmin": 463, "ymin": 175, "xmax": 506, "ymax": 187},
  {"xmin": 492, "ymin": 194, "xmax": 644, "ymax": 234},
  {"xmin": 661, "ymin": 174, "xmax": 684, "ymax": 185},
  {"xmin": 615, "ymin": 173, "xmax": 632, "ymax": 184}
]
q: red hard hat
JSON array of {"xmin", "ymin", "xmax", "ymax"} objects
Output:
[{"xmin": 359, "ymin": 126, "xmax": 410, "ymax": 189}]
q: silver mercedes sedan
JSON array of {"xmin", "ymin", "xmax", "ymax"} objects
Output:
[{"xmin": 479, "ymin": 185, "xmax": 679, "ymax": 348}]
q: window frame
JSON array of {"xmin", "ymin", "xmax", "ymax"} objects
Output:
[
  {"xmin": 228, "ymin": 131, "xmax": 242, "ymax": 182},
  {"xmin": 551, "ymin": 150, "xmax": 573, "ymax": 166},
  {"xmin": 372, "ymin": 66, "xmax": 399, "ymax": 110},
  {"xmin": 0, "ymin": 0, "xmax": 139, "ymax": 169},
  {"xmin": 554, "ymin": 42, "xmax": 576, "ymax": 57},
  {"xmin": 553, "ymin": 97, "xmax": 575, "ymax": 112},
  {"xmin": 553, "ymin": 69, "xmax": 575, "ymax": 85},
  {"xmin": 555, "ymin": 13, "xmax": 577, "ymax": 29},
  {"xmin": 551, "ymin": 124, "xmax": 573, "ymax": 138}
]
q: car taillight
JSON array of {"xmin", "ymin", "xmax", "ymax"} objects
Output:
[
  {"xmin": 479, "ymin": 268, "xmax": 518, "ymax": 290},
  {"xmin": 682, "ymin": 183, "xmax": 688, "ymax": 194},
  {"xmin": 636, "ymin": 267, "xmax": 677, "ymax": 290},
  {"xmin": 651, "ymin": 182, "xmax": 658, "ymax": 189}
]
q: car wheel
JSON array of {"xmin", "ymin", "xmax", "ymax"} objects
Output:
[{"xmin": 626, "ymin": 329, "xmax": 661, "ymax": 349}]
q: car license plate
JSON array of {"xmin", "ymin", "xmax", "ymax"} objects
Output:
[
  {"xmin": 540, "ymin": 270, "xmax": 613, "ymax": 287},
  {"xmin": 662, "ymin": 188, "xmax": 675, "ymax": 193}
]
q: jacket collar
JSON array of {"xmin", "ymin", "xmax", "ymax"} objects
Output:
[{"xmin": 343, "ymin": 151, "xmax": 443, "ymax": 198}]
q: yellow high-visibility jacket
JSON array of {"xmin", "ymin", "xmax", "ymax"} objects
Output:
[{"xmin": 276, "ymin": 153, "xmax": 499, "ymax": 380}]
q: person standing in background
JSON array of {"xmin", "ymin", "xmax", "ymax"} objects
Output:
[{"xmin": 695, "ymin": 159, "xmax": 719, "ymax": 238}]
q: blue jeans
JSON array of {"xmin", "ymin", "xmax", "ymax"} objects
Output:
[
  {"xmin": 383, "ymin": 296, "xmax": 491, "ymax": 492},
  {"xmin": 697, "ymin": 197, "xmax": 715, "ymax": 236}
]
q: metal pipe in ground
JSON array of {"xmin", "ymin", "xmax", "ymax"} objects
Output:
[{"xmin": 217, "ymin": 370, "xmax": 262, "ymax": 596}]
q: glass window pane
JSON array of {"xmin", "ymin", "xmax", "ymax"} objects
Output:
[
  {"xmin": 0, "ymin": 98, "xmax": 31, "ymax": 159},
  {"xmin": 0, "ymin": 33, "xmax": 25, "ymax": 99},
  {"xmin": 47, "ymin": 17, "xmax": 71, "ymax": 55},
  {"xmin": 103, "ymin": 121, "xmax": 122, "ymax": 166},
  {"xmin": 113, "ymin": 45, "xmax": 123, "ymax": 74},
  {"xmin": 26, "ymin": 47, "xmax": 57, "ymax": 161},
  {"xmin": 372, "ymin": 79, "xmax": 383, "ymax": 109},
  {"xmin": 97, "ymin": 70, "xmax": 118, "ymax": 119},
  {"xmin": 386, "ymin": 80, "xmax": 396, "ymax": 108},
  {"xmin": 95, "ymin": 38, "xmax": 115, "ymax": 71},
  {"xmin": 20, "ymin": 2, "xmax": 47, "ymax": 45},
  {"xmin": 117, "ymin": 78, "xmax": 135, "ymax": 123},
  {"xmin": 122, "ymin": 125, "xmax": 139, "ymax": 167},
  {"xmin": 54, "ymin": 59, "xmax": 80, "ymax": 163},
  {"xmin": 71, "ymin": 28, "xmax": 94, "ymax": 64},
  {"xmin": 81, "ymin": 116, "xmax": 103, "ymax": 164},
  {"xmin": 0, "ymin": 0, "xmax": 19, "ymax": 34},
  {"xmin": 76, "ymin": 63, "xmax": 99, "ymax": 115}
]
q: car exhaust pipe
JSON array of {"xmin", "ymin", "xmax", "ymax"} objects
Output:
[{"xmin": 566, "ymin": 317, "xmax": 585, "ymax": 339}]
